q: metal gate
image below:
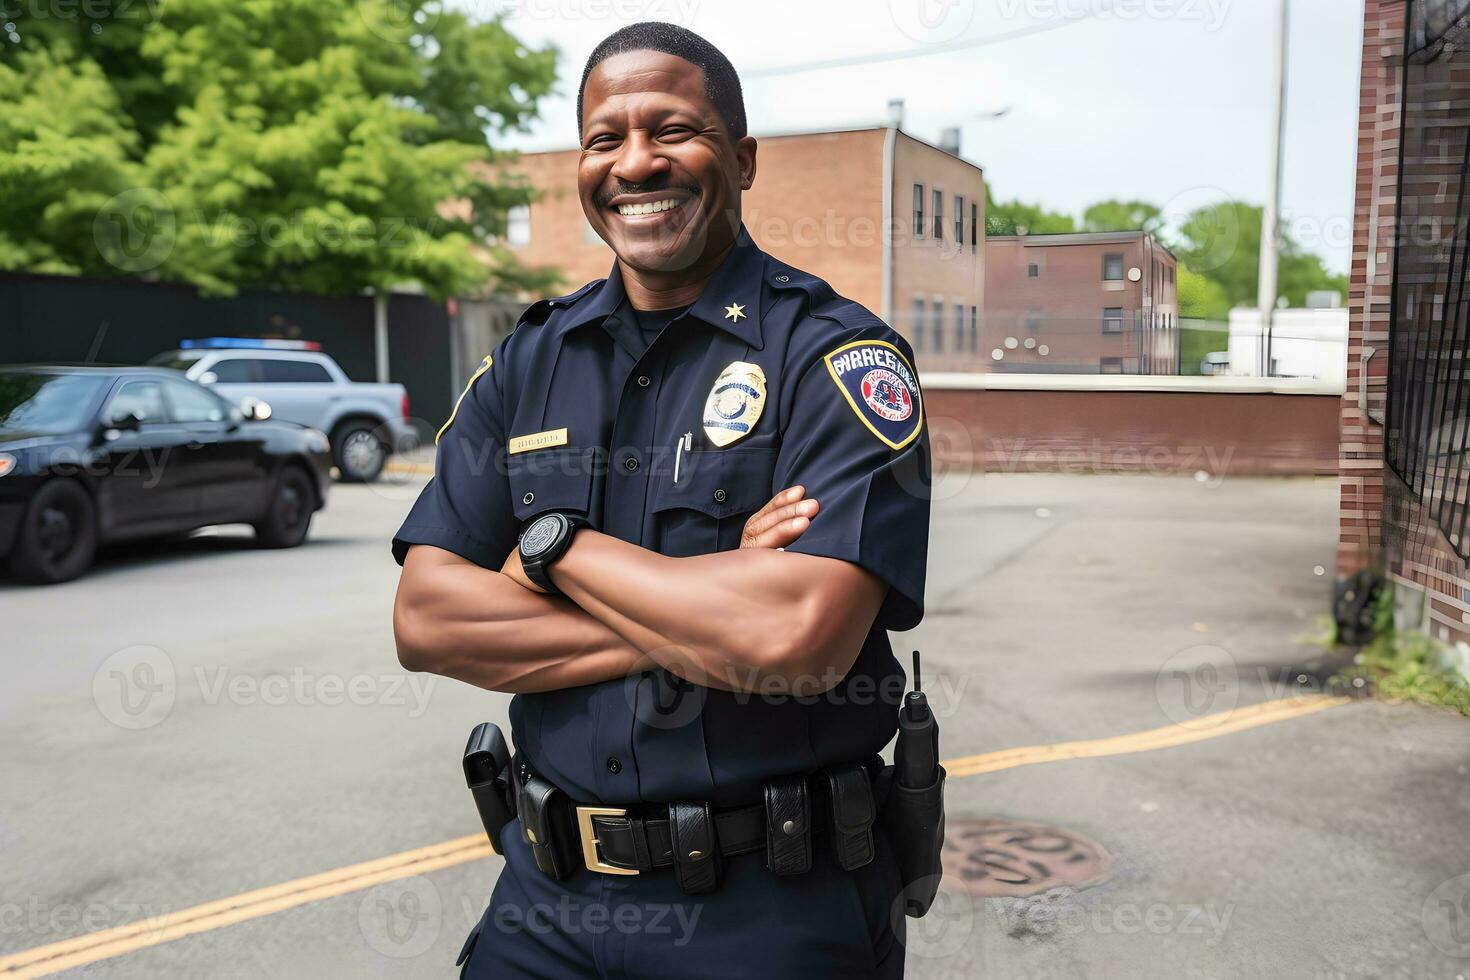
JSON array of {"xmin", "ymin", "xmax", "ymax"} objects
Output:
[{"xmin": 1385, "ymin": 0, "xmax": 1470, "ymax": 557}]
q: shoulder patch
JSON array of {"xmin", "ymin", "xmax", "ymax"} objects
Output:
[
  {"xmin": 436, "ymin": 354, "xmax": 492, "ymax": 445},
  {"xmin": 822, "ymin": 340, "xmax": 923, "ymax": 451}
]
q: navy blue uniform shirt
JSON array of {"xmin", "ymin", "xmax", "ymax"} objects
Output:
[{"xmin": 393, "ymin": 226, "xmax": 931, "ymax": 806}]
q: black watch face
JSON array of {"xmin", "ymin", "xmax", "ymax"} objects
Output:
[{"xmin": 521, "ymin": 513, "xmax": 564, "ymax": 559}]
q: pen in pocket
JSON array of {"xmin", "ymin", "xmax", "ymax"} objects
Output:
[{"xmin": 673, "ymin": 431, "xmax": 692, "ymax": 483}]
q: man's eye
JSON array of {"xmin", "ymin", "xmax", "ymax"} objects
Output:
[
  {"xmin": 586, "ymin": 134, "xmax": 622, "ymax": 149},
  {"xmin": 659, "ymin": 127, "xmax": 694, "ymax": 142}
]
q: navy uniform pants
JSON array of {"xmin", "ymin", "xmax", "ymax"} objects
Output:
[{"xmin": 457, "ymin": 817, "xmax": 906, "ymax": 979}]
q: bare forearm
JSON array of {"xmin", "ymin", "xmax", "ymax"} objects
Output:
[
  {"xmin": 551, "ymin": 531, "xmax": 882, "ymax": 694},
  {"xmin": 394, "ymin": 546, "xmax": 649, "ymax": 693}
]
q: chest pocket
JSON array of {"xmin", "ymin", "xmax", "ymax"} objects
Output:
[
  {"xmin": 650, "ymin": 448, "xmax": 778, "ymax": 558},
  {"xmin": 507, "ymin": 447, "xmax": 600, "ymax": 524}
]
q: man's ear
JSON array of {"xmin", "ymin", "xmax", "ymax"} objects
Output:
[{"xmin": 736, "ymin": 136, "xmax": 757, "ymax": 190}]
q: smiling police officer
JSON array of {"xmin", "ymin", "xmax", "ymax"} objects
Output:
[{"xmin": 392, "ymin": 22, "xmax": 931, "ymax": 979}]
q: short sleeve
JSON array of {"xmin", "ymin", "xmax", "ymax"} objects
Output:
[
  {"xmin": 774, "ymin": 330, "xmax": 931, "ymax": 630},
  {"xmin": 391, "ymin": 352, "xmax": 518, "ymax": 569}
]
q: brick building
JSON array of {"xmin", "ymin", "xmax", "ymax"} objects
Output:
[
  {"xmin": 983, "ymin": 231, "xmax": 1179, "ymax": 374},
  {"xmin": 1338, "ymin": 0, "xmax": 1470, "ymax": 657},
  {"xmin": 500, "ymin": 120, "xmax": 985, "ymax": 363}
]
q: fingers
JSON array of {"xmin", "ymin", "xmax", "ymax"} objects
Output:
[
  {"xmin": 748, "ymin": 515, "xmax": 812, "ymax": 550},
  {"xmin": 744, "ymin": 497, "xmax": 820, "ymax": 541},
  {"xmin": 748, "ymin": 485, "xmax": 805, "ymax": 525}
]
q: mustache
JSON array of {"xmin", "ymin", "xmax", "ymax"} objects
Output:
[{"xmin": 597, "ymin": 178, "xmax": 701, "ymax": 208}]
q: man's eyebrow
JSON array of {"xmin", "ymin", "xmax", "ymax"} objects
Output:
[{"xmin": 582, "ymin": 93, "xmax": 709, "ymax": 129}]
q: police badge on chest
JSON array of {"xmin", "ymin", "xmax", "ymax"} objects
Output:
[{"xmin": 702, "ymin": 361, "xmax": 767, "ymax": 448}]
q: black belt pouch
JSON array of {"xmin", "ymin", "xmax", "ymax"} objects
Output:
[
  {"xmin": 823, "ymin": 763, "xmax": 876, "ymax": 871},
  {"xmin": 518, "ymin": 774, "xmax": 577, "ymax": 880},
  {"xmin": 764, "ymin": 775, "xmax": 813, "ymax": 876},
  {"xmin": 877, "ymin": 764, "xmax": 947, "ymax": 918}
]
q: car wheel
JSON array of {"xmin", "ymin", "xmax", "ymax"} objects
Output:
[
  {"xmin": 334, "ymin": 422, "xmax": 386, "ymax": 483},
  {"xmin": 253, "ymin": 466, "xmax": 315, "ymax": 549},
  {"xmin": 8, "ymin": 479, "xmax": 98, "ymax": 584}
]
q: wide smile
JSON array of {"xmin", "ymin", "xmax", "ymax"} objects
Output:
[
  {"xmin": 607, "ymin": 192, "xmax": 697, "ymax": 223},
  {"xmin": 616, "ymin": 198, "xmax": 684, "ymax": 216}
]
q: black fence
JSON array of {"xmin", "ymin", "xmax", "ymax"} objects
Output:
[
  {"xmin": 0, "ymin": 271, "xmax": 458, "ymax": 441},
  {"xmin": 1385, "ymin": 0, "xmax": 1470, "ymax": 557}
]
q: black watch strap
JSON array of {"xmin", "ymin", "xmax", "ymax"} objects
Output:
[{"xmin": 519, "ymin": 513, "xmax": 582, "ymax": 595}]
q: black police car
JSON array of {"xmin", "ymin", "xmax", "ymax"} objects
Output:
[{"xmin": 0, "ymin": 366, "xmax": 332, "ymax": 584}]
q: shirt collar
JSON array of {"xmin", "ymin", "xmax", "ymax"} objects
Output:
[{"xmin": 562, "ymin": 224, "xmax": 766, "ymax": 350}]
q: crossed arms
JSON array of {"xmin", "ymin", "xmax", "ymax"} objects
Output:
[{"xmin": 393, "ymin": 486, "xmax": 886, "ymax": 695}]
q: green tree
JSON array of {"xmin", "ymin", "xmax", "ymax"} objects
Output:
[
  {"xmin": 1081, "ymin": 200, "xmax": 1162, "ymax": 233},
  {"xmin": 984, "ymin": 185, "xmax": 1077, "ymax": 236},
  {"xmin": 1173, "ymin": 201, "xmax": 1347, "ymax": 310},
  {"xmin": 1176, "ymin": 264, "xmax": 1231, "ymax": 320},
  {"xmin": 0, "ymin": 45, "xmax": 143, "ymax": 277},
  {"xmin": 0, "ymin": 0, "xmax": 557, "ymax": 299}
]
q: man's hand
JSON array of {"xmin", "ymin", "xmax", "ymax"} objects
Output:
[{"xmin": 740, "ymin": 486, "xmax": 819, "ymax": 550}]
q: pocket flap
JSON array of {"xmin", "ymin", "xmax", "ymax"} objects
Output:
[
  {"xmin": 650, "ymin": 448, "xmax": 777, "ymax": 519},
  {"xmin": 507, "ymin": 447, "xmax": 599, "ymax": 522}
]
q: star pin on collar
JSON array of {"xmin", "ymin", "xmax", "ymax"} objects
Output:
[{"xmin": 723, "ymin": 302, "xmax": 746, "ymax": 323}]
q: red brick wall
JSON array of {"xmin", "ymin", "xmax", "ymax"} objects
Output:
[
  {"xmin": 925, "ymin": 386, "xmax": 1339, "ymax": 476},
  {"xmin": 1337, "ymin": 0, "xmax": 1401, "ymax": 578}
]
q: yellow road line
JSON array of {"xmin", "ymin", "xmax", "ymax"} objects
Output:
[
  {"xmin": 384, "ymin": 461, "xmax": 434, "ymax": 476},
  {"xmin": 944, "ymin": 694, "xmax": 1351, "ymax": 778},
  {"xmin": 0, "ymin": 695, "xmax": 1352, "ymax": 977},
  {"xmin": 0, "ymin": 836, "xmax": 492, "ymax": 979}
]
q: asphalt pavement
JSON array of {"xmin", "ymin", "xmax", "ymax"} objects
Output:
[{"xmin": 4, "ymin": 467, "xmax": 1469, "ymax": 979}]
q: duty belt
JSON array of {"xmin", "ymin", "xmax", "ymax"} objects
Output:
[{"xmin": 513, "ymin": 758, "xmax": 883, "ymax": 896}]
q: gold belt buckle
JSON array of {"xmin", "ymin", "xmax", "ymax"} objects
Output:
[{"xmin": 574, "ymin": 805, "xmax": 639, "ymax": 876}]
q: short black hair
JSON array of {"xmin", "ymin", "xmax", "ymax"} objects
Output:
[{"xmin": 577, "ymin": 22, "xmax": 747, "ymax": 140}]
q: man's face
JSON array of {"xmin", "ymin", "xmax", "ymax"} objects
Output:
[{"xmin": 578, "ymin": 49, "xmax": 755, "ymax": 277}]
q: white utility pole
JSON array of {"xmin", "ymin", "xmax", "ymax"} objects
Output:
[
  {"xmin": 1258, "ymin": 0, "xmax": 1290, "ymax": 377},
  {"xmin": 373, "ymin": 290, "xmax": 390, "ymax": 383}
]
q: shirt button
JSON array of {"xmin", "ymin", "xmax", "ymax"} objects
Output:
[
  {"xmin": 637, "ymin": 375, "xmax": 651, "ymax": 387},
  {"xmin": 713, "ymin": 488, "xmax": 727, "ymax": 503},
  {"xmin": 622, "ymin": 456, "xmax": 640, "ymax": 473},
  {"xmin": 522, "ymin": 491, "xmax": 534, "ymax": 505},
  {"xmin": 606, "ymin": 757, "xmax": 622, "ymax": 774}
]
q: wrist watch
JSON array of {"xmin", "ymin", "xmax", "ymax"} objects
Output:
[{"xmin": 518, "ymin": 512, "xmax": 582, "ymax": 594}]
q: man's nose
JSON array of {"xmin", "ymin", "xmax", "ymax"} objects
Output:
[{"xmin": 610, "ymin": 130, "xmax": 670, "ymax": 186}]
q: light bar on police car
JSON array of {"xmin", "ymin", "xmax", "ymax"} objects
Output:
[{"xmin": 179, "ymin": 338, "xmax": 324, "ymax": 351}]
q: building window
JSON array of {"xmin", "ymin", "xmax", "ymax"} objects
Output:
[
  {"xmin": 954, "ymin": 302, "xmax": 965, "ymax": 351},
  {"xmin": 505, "ymin": 205, "xmax": 532, "ymax": 247},
  {"xmin": 954, "ymin": 195, "xmax": 963, "ymax": 244},
  {"xmin": 1103, "ymin": 307, "xmax": 1124, "ymax": 334},
  {"xmin": 1027, "ymin": 263, "xmax": 1039, "ymax": 278},
  {"xmin": 912, "ymin": 297, "xmax": 926, "ymax": 350},
  {"xmin": 969, "ymin": 306, "xmax": 978, "ymax": 351},
  {"xmin": 931, "ymin": 299, "xmax": 945, "ymax": 351},
  {"xmin": 933, "ymin": 189, "xmax": 944, "ymax": 240},
  {"xmin": 1102, "ymin": 252, "xmax": 1124, "ymax": 281},
  {"xmin": 970, "ymin": 202, "xmax": 978, "ymax": 249},
  {"xmin": 913, "ymin": 184, "xmax": 925, "ymax": 239},
  {"xmin": 1100, "ymin": 357, "xmax": 1125, "ymax": 374}
]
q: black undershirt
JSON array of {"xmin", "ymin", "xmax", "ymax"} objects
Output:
[{"xmin": 630, "ymin": 303, "xmax": 690, "ymax": 354}]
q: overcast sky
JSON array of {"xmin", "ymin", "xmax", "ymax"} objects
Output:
[{"xmin": 481, "ymin": 0, "xmax": 1365, "ymax": 274}]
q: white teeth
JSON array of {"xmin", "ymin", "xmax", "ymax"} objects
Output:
[{"xmin": 616, "ymin": 198, "xmax": 682, "ymax": 216}]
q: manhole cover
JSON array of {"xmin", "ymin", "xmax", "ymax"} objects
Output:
[{"xmin": 941, "ymin": 819, "xmax": 1112, "ymax": 898}]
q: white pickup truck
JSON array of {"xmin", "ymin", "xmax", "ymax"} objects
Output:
[{"xmin": 149, "ymin": 340, "xmax": 419, "ymax": 482}]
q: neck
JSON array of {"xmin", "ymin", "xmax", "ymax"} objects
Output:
[{"xmin": 620, "ymin": 237, "xmax": 737, "ymax": 311}]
